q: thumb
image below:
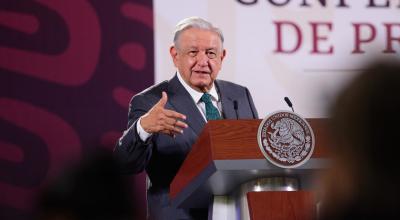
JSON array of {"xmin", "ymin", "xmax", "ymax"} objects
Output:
[{"xmin": 157, "ymin": 91, "xmax": 168, "ymax": 107}]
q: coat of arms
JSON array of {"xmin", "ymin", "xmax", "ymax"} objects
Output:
[{"xmin": 257, "ymin": 111, "xmax": 315, "ymax": 168}]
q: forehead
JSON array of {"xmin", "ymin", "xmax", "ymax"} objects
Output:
[{"xmin": 177, "ymin": 28, "xmax": 222, "ymax": 49}]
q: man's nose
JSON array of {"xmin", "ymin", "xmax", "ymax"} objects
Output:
[{"xmin": 196, "ymin": 52, "xmax": 209, "ymax": 66}]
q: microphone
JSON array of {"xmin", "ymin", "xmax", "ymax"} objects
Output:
[
  {"xmin": 233, "ymin": 100, "xmax": 239, "ymax": 119},
  {"xmin": 284, "ymin": 97, "xmax": 295, "ymax": 112}
]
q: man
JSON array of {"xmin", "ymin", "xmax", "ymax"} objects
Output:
[{"xmin": 114, "ymin": 17, "xmax": 258, "ymax": 220}]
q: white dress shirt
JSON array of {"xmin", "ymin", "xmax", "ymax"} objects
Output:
[{"xmin": 136, "ymin": 72, "xmax": 221, "ymax": 141}]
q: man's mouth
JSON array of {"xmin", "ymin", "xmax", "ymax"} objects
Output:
[{"xmin": 192, "ymin": 70, "xmax": 210, "ymax": 74}]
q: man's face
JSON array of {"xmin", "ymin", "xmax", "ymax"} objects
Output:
[{"xmin": 170, "ymin": 28, "xmax": 226, "ymax": 92}]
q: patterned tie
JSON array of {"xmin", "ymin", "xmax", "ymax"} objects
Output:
[{"xmin": 200, "ymin": 93, "xmax": 221, "ymax": 120}]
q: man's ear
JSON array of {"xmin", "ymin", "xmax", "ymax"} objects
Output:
[
  {"xmin": 170, "ymin": 46, "xmax": 178, "ymax": 66},
  {"xmin": 221, "ymin": 49, "xmax": 226, "ymax": 62}
]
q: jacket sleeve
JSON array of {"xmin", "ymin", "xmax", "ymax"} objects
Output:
[{"xmin": 113, "ymin": 95, "xmax": 155, "ymax": 174}]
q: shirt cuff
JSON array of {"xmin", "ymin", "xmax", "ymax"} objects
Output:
[{"xmin": 136, "ymin": 117, "xmax": 152, "ymax": 141}]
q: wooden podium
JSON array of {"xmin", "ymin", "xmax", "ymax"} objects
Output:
[{"xmin": 170, "ymin": 119, "xmax": 330, "ymax": 220}]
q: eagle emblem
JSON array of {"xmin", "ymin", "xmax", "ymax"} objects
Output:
[{"xmin": 258, "ymin": 111, "xmax": 315, "ymax": 168}]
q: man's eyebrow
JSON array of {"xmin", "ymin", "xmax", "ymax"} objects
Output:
[
  {"xmin": 183, "ymin": 47, "xmax": 197, "ymax": 51},
  {"xmin": 206, "ymin": 48, "xmax": 217, "ymax": 51}
]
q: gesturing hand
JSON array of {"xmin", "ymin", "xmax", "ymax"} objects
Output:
[{"xmin": 140, "ymin": 91, "xmax": 188, "ymax": 136}]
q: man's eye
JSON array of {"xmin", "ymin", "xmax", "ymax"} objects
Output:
[
  {"xmin": 188, "ymin": 51, "xmax": 198, "ymax": 57},
  {"xmin": 207, "ymin": 51, "xmax": 216, "ymax": 59}
]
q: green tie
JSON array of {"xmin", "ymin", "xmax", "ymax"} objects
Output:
[{"xmin": 200, "ymin": 93, "xmax": 221, "ymax": 120}]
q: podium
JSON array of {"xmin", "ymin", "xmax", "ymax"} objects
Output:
[{"xmin": 170, "ymin": 119, "xmax": 331, "ymax": 220}]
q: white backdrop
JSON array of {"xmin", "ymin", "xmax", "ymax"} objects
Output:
[{"xmin": 154, "ymin": 0, "xmax": 400, "ymax": 118}]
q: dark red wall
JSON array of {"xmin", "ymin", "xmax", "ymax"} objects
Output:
[{"xmin": 0, "ymin": 0, "xmax": 153, "ymax": 219}]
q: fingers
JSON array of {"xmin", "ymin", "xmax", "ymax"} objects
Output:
[
  {"xmin": 164, "ymin": 109, "xmax": 186, "ymax": 121},
  {"xmin": 161, "ymin": 123, "xmax": 183, "ymax": 135},
  {"xmin": 141, "ymin": 91, "xmax": 188, "ymax": 137},
  {"xmin": 165, "ymin": 111, "xmax": 188, "ymax": 130},
  {"xmin": 161, "ymin": 117, "xmax": 188, "ymax": 134},
  {"xmin": 174, "ymin": 120, "xmax": 188, "ymax": 130}
]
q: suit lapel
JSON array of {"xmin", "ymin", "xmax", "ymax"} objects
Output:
[
  {"xmin": 216, "ymin": 80, "xmax": 237, "ymax": 119},
  {"xmin": 167, "ymin": 74, "xmax": 206, "ymax": 135}
]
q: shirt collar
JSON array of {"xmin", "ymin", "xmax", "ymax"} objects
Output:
[{"xmin": 176, "ymin": 71, "xmax": 219, "ymax": 103}]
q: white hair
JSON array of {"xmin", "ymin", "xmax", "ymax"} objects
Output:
[{"xmin": 173, "ymin": 17, "xmax": 224, "ymax": 48}]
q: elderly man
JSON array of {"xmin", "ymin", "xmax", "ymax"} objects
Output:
[{"xmin": 114, "ymin": 17, "xmax": 258, "ymax": 220}]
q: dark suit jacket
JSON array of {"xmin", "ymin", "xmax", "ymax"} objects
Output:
[{"xmin": 114, "ymin": 74, "xmax": 258, "ymax": 220}]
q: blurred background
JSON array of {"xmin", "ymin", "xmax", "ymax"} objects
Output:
[
  {"xmin": 0, "ymin": 0, "xmax": 152, "ymax": 219},
  {"xmin": 1, "ymin": 0, "xmax": 399, "ymax": 219}
]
